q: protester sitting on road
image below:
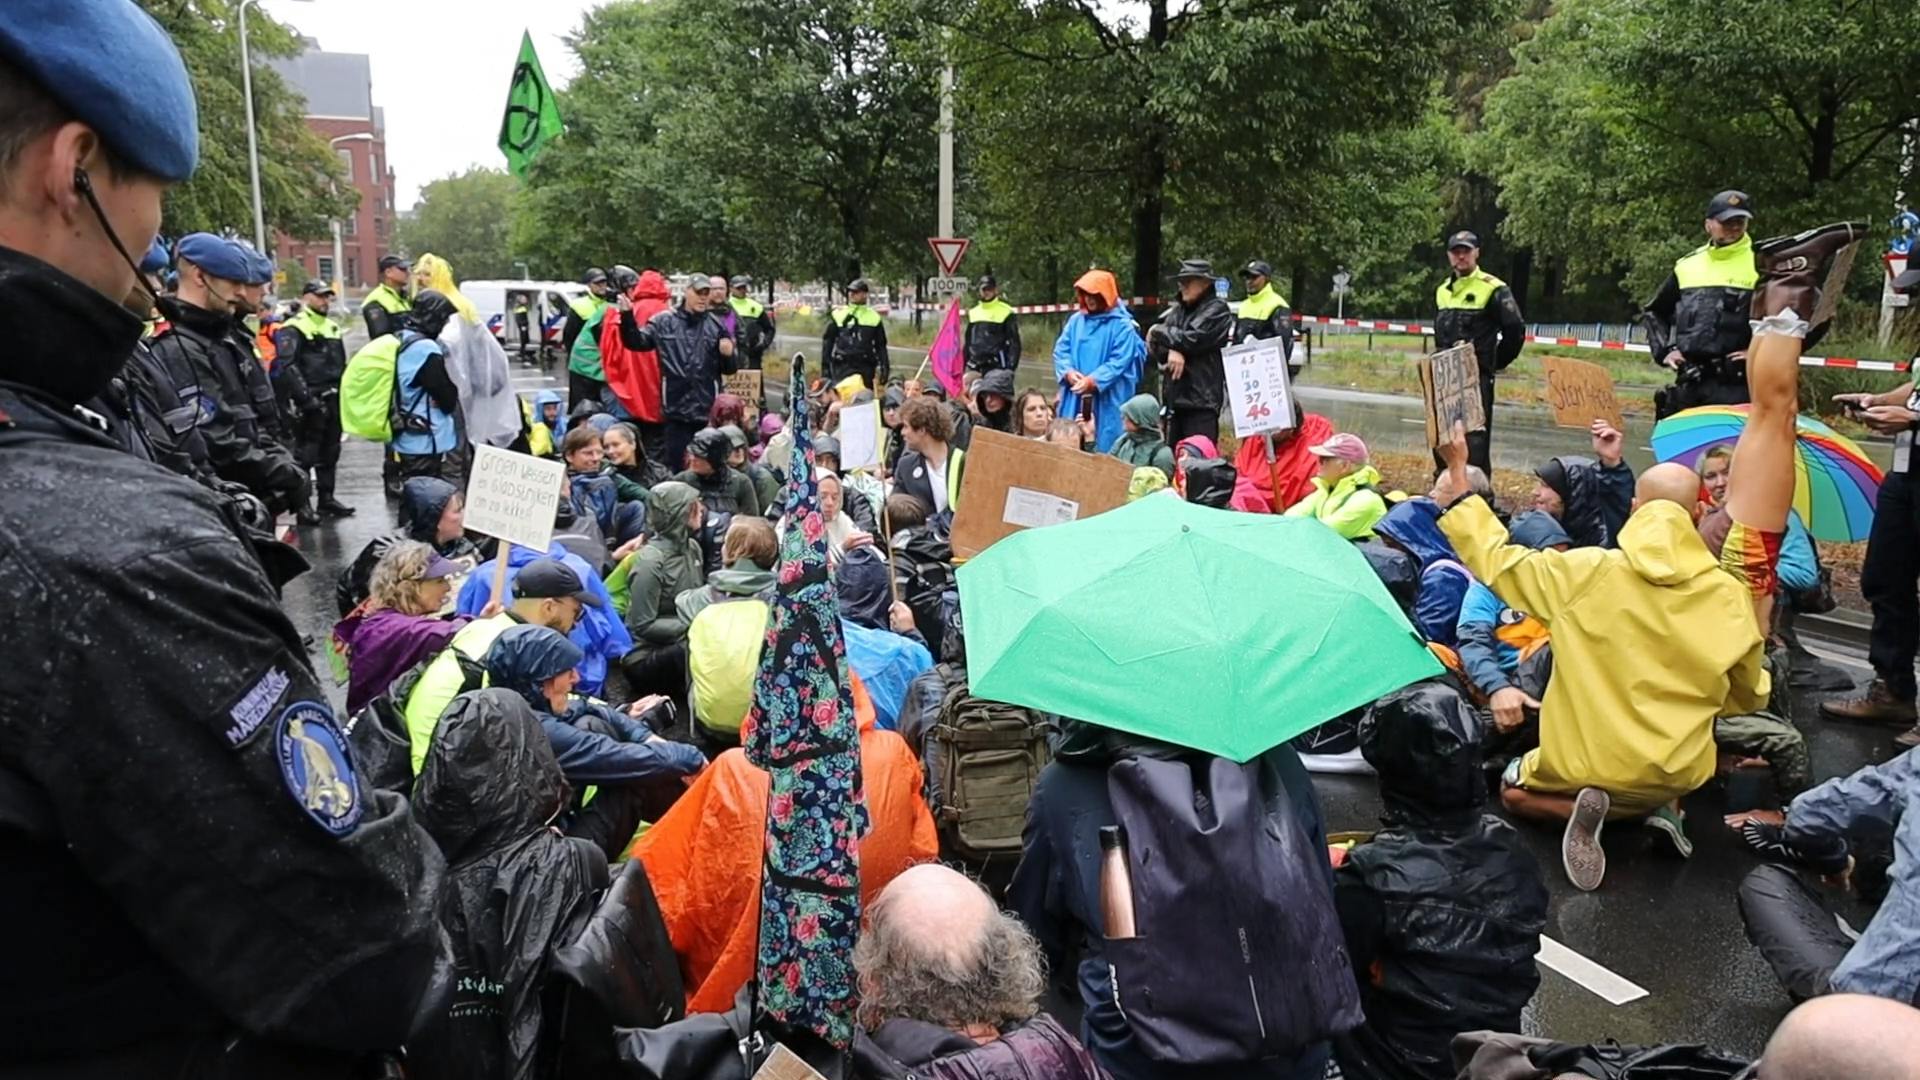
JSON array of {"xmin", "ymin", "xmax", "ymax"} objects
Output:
[
  {"xmin": 677, "ymin": 518, "xmax": 779, "ymax": 748},
  {"xmin": 1108, "ymin": 393, "xmax": 1176, "ymax": 481},
  {"xmin": 603, "ymin": 420, "xmax": 670, "ymax": 501},
  {"xmin": 1730, "ymin": 747, "xmax": 1920, "ymax": 1005},
  {"xmin": 971, "ymin": 368, "xmax": 1018, "ymax": 435},
  {"xmin": 1530, "ymin": 421, "xmax": 1633, "ymax": 548},
  {"xmin": 1056, "ymin": 268, "xmax": 1148, "ymax": 452},
  {"xmin": 1012, "ymin": 721, "xmax": 1354, "ymax": 1080},
  {"xmin": 1015, "ymin": 387, "xmax": 1055, "ymax": 439},
  {"xmin": 482, "ymin": 623, "xmax": 705, "ymax": 859},
  {"xmin": 837, "ymin": 544, "xmax": 936, "ymax": 728},
  {"xmin": 1454, "ymin": 510, "xmax": 1562, "ymax": 758},
  {"xmin": 884, "ymin": 494, "xmax": 958, "ymax": 653},
  {"xmin": 721, "ymin": 424, "xmax": 779, "ymax": 517},
  {"xmin": 1128, "ymin": 466, "xmax": 1170, "ymax": 501},
  {"xmin": 1285, "ymin": 433, "xmax": 1388, "ymax": 540},
  {"xmin": 1333, "ymin": 681, "xmax": 1549, "ymax": 1080},
  {"xmin": 811, "ymin": 432, "xmax": 882, "ymax": 535},
  {"xmin": 634, "ymin": 672, "xmax": 937, "ymax": 1013},
  {"xmin": 1698, "ymin": 444, "xmax": 1820, "ymax": 602},
  {"xmin": 851, "ymin": 864, "xmax": 1106, "ymax": 1079},
  {"xmin": 401, "ymin": 557, "xmax": 603, "ymax": 777},
  {"xmin": 618, "ymin": 481, "xmax": 707, "ymax": 701},
  {"xmin": 1431, "ymin": 427, "xmax": 1770, "ymax": 889},
  {"xmin": 531, "ymin": 389, "xmax": 566, "ymax": 457},
  {"xmin": 918, "ymin": 381, "xmax": 977, "ymax": 452},
  {"xmin": 896, "ymin": 396, "xmax": 966, "ymax": 517},
  {"xmin": 1756, "ymin": 994, "xmax": 1920, "ymax": 1079},
  {"xmin": 335, "ymin": 542, "xmax": 469, "ymax": 715},
  {"xmin": 1373, "ymin": 497, "xmax": 1476, "ymax": 647},
  {"xmin": 561, "ymin": 426, "xmax": 644, "ymax": 546},
  {"xmin": 675, "ymin": 426, "xmax": 762, "ymax": 519},
  {"xmin": 677, "ymin": 516, "xmax": 779, "ymax": 624},
  {"xmin": 1235, "ymin": 406, "xmax": 1335, "ymax": 514},
  {"xmin": 1047, "ymin": 417, "xmax": 1091, "ymax": 450},
  {"xmin": 709, "ymin": 391, "xmax": 749, "ymax": 437},
  {"xmin": 336, "ymin": 476, "xmax": 480, "ymax": 617},
  {"xmin": 1173, "ymin": 434, "xmax": 1248, "ymax": 510}
]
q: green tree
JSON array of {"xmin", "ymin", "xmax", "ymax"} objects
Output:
[
  {"xmin": 397, "ymin": 168, "xmax": 519, "ymax": 279},
  {"xmin": 1476, "ymin": 0, "xmax": 1920, "ymax": 303},
  {"xmin": 137, "ymin": 0, "xmax": 355, "ymax": 242}
]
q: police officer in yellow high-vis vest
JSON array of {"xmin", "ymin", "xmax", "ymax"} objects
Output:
[
  {"xmin": 963, "ymin": 273, "xmax": 1022, "ymax": 386},
  {"xmin": 1434, "ymin": 230, "xmax": 1525, "ymax": 473},
  {"xmin": 1234, "ymin": 259, "xmax": 1296, "ymax": 376},
  {"xmin": 1640, "ymin": 190, "xmax": 1759, "ymax": 419}
]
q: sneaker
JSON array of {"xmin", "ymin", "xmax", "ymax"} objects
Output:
[
  {"xmin": 1645, "ymin": 806, "xmax": 1693, "ymax": 859},
  {"xmin": 1819, "ymin": 680, "xmax": 1918, "ymax": 726},
  {"xmin": 1741, "ymin": 819, "xmax": 1851, "ymax": 876},
  {"xmin": 1562, "ymin": 787, "xmax": 1610, "ymax": 892}
]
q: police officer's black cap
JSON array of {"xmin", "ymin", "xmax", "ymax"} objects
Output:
[
  {"xmin": 848, "ymin": 278, "xmax": 873, "ymax": 294},
  {"xmin": 1706, "ymin": 190, "xmax": 1753, "ymax": 222},
  {"xmin": 730, "ymin": 274, "xmax": 752, "ymax": 289},
  {"xmin": 1446, "ymin": 231, "xmax": 1480, "ymax": 251},
  {"xmin": 1240, "ymin": 260, "xmax": 1274, "ymax": 280},
  {"xmin": 513, "ymin": 558, "xmax": 604, "ymax": 608},
  {"xmin": 582, "ymin": 267, "xmax": 608, "ymax": 285},
  {"xmin": 300, "ymin": 280, "xmax": 334, "ymax": 298},
  {"xmin": 1174, "ymin": 258, "xmax": 1215, "ymax": 281},
  {"xmin": 976, "ymin": 273, "xmax": 997, "ymax": 290},
  {"xmin": 378, "ymin": 255, "xmax": 410, "ymax": 273}
]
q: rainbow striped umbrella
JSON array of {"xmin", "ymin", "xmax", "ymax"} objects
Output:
[{"xmin": 1651, "ymin": 404, "xmax": 1884, "ymax": 543}]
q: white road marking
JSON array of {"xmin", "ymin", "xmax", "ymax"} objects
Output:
[
  {"xmin": 1398, "ymin": 417, "xmax": 1423, "ymax": 425},
  {"xmin": 1536, "ymin": 934, "xmax": 1649, "ymax": 1005},
  {"xmin": 1802, "ymin": 642, "xmax": 1873, "ymax": 672}
]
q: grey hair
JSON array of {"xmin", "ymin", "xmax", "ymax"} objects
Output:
[
  {"xmin": 853, "ymin": 885, "xmax": 1047, "ymax": 1032},
  {"xmin": 1463, "ymin": 465, "xmax": 1494, "ymax": 501},
  {"xmin": 369, "ymin": 540, "xmax": 439, "ymax": 616}
]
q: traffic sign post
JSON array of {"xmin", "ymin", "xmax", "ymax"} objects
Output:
[{"xmin": 928, "ymin": 237, "xmax": 971, "ymax": 276}]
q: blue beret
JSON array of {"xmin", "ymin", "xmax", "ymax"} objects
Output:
[
  {"xmin": 138, "ymin": 237, "xmax": 170, "ymax": 274},
  {"xmin": 0, "ymin": 1, "xmax": 199, "ymax": 182},
  {"xmin": 175, "ymin": 232, "xmax": 252, "ymax": 283},
  {"xmin": 243, "ymin": 247, "xmax": 275, "ymax": 286}
]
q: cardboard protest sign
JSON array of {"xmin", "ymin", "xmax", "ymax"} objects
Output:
[
  {"xmin": 1418, "ymin": 343, "xmax": 1485, "ymax": 448},
  {"xmin": 751, "ymin": 1045, "xmax": 830, "ymax": 1080},
  {"xmin": 1224, "ymin": 337, "xmax": 1296, "ymax": 440},
  {"xmin": 838, "ymin": 401, "xmax": 882, "ymax": 470},
  {"xmin": 723, "ymin": 368, "xmax": 764, "ymax": 404},
  {"xmin": 1813, "ymin": 239, "xmax": 1861, "ymax": 331},
  {"xmin": 951, "ymin": 428, "xmax": 1135, "ymax": 559},
  {"xmin": 1542, "ymin": 355, "xmax": 1626, "ymax": 432},
  {"xmin": 465, "ymin": 444, "xmax": 566, "ymax": 552}
]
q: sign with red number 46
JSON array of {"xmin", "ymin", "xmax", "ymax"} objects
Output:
[{"xmin": 1224, "ymin": 337, "xmax": 1296, "ymax": 440}]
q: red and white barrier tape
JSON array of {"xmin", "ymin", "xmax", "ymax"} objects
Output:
[{"xmin": 915, "ymin": 296, "xmax": 1161, "ymax": 315}]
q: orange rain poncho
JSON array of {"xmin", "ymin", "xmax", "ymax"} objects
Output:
[{"xmin": 633, "ymin": 673, "xmax": 938, "ymax": 1013}]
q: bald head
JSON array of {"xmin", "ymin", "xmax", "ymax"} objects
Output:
[
  {"xmin": 1634, "ymin": 462, "xmax": 1706, "ymax": 516},
  {"xmin": 1759, "ymin": 994, "xmax": 1920, "ymax": 1079},
  {"xmin": 853, "ymin": 863, "xmax": 1045, "ymax": 1033}
]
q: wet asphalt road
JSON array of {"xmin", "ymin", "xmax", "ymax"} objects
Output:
[{"xmin": 280, "ymin": 340, "xmax": 1903, "ymax": 1059}]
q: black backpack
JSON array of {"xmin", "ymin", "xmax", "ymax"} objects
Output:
[
  {"xmin": 926, "ymin": 681, "xmax": 1052, "ymax": 864},
  {"xmin": 1104, "ymin": 753, "xmax": 1362, "ymax": 1065},
  {"xmin": 343, "ymin": 644, "xmax": 488, "ymax": 794}
]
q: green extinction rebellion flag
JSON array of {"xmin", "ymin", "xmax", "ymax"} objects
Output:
[{"xmin": 499, "ymin": 32, "xmax": 563, "ymax": 178}]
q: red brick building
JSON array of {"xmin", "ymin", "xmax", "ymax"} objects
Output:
[{"xmin": 269, "ymin": 46, "xmax": 398, "ymax": 292}]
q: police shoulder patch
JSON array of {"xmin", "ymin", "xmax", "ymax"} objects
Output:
[{"xmin": 275, "ymin": 701, "xmax": 363, "ymax": 837}]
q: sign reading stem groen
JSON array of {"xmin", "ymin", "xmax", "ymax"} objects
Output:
[
  {"xmin": 1542, "ymin": 355, "xmax": 1626, "ymax": 432},
  {"xmin": 1419, "ymin": 342, "xmax": 1485, "ymax": 449},
  {"xmin": 465, "ymin": 444, "xmax": 566, "ymax": 604}
]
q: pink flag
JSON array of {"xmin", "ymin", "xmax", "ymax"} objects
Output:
[{"xmin": 929, "ymin": 298, "xmax": 966, "ymax": 397}]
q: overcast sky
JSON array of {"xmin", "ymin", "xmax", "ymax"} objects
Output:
[{"xmin": 260, "ymin": 0, "xmax": 603, "ymax": 210}]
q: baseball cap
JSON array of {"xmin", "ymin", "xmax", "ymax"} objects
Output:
[
  {"xmin": 378, "ymin": 255, "xmax": 410, "ymax": 273},
  {"xmin": 847, "ymin": 277, "xmax": 873, "ymax": 293},
  {"xmin": 1241, "ymin": 259, "xmax": 1274, "ymax": 279},
  {"xmin": 301, "ymin": 280, "xmax": 335, "ymax": 298},
  {"xmin": 422, "ymin": 552, "xmax": 460, "ymax": 580},
  {"xmin": 684, "ymin": 275, "xmax": 713, "ymax": 293},
  {"xmin": 1446, "ymin": 231, "xmax": 1480, "ymax": 251},
  {"xmin": 976, "ymin": 273, "xmax": 998, "ymax": 289},
  {"xmin": 720, "ymin": 423, "xmax": 749, "ymax": 450},
  {"xmin": 582, "ymin": 267, "xmax": 608, "ymax": 285},
  {"xmin": 1706, "ymin": 190, "xmax": 1753, "ymax": 222},
  {"xmin": 512, "ymin": 557, "xmax": 603, "ymax": 608},
  {"xmin": 1308, "ymin": 433, "xmax": 1370, "ymax": 463},
  {"xmin": 730, "ymin": 274, "xmax": 752, "ymax": 289},
  {"xmin": 0, "ymin": 0, "xmax": 199, "ymax": 182}
]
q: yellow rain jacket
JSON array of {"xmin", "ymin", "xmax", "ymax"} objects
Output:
[{"xmin": 1440, "ymin": 497, "xmax": 1769, "ymax": 815}]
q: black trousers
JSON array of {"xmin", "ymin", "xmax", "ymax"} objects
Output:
[
  {"xmin": 563, "ymin": 777, "xmax": 687, "ymax": 861},
  {"xmin": 295, "ymin": 392, "xmax": 344, "ymax": 500},
  {"xmin": 1654, "ymin": 364, "xmax": 1750, "ymax": 421},
  {"xmin": 1166, "ymin": 406, "xmax": 1219, "ymax": 448},
  {"xmin": 395, "ymin": 452, "xmax": 446, "ymax": 483},
  {"xmin": 1863, "ymin": 469, "xmax": 1920, "ymax": 699},
  {"xmin": 569, "ymin": 371, "xmax": 606, "ymax": 417},
  {"xmin": 662, "ymin": 420, "xmax": 702, "ymax": 474}
]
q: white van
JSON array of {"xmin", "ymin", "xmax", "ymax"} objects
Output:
[{"xmin": 462, "ymin": 279, "xmax": 591, "ymax": 367}]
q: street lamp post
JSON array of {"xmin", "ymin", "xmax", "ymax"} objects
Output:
[
  {"xmin": 328, "ymin": 132, "xmax": 375, "ymax": 297},
  {"xmin": 238, "ymin": 0, "xmax": 314, "ymax": 255}
]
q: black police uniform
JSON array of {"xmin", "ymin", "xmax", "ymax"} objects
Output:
[
  {"xmin": 274, "ymin": 310, "xmax": 350, "ymax": 510},
  {"xmin": 1433, "ymin": 264, "xmax": 1525, "ymax": 475},
  {"xmin": 149, "ymin": 296, "xmax": 308, "ymax": 513},
  {"xmin": 0, "ymin": 247, "xmax": 448, "ymax": 1075}
]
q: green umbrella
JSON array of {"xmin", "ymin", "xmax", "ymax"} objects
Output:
[{"xmin": 957, "ymin": 496, "xmax": 1442, "ymax": 763}]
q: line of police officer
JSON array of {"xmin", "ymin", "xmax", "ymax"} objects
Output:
[{"xmin": 0, "ymin": 3, "xmax": 448, "ymax": 1076}]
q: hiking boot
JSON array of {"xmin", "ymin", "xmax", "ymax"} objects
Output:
[
  {"xmin": 1645, "ymin": 806, "xmax": 1693, "ymax": 859},
  {"xmin": 318, "ymin": 496, "xmax": 357, "ymax": 518},
  {"xmin": 1751, "ymin": 221, "xmax": 1869, "ymax": 323},
  {"xmin": 295, "ymin": 503, "xmax": 322, "ymax": 527},
  {"xmin": 1740, "ymin": 819, "xmax": 1850, "ymax": 877},
  {"xmin": 1562, "ymin": 787, "xmax": 1610, "ymax": 892},
  {"xmin": 1818, "ymin": 680, "xmax": 1918, "ymax": 726}
]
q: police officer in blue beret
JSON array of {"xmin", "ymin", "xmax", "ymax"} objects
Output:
[
  {"xmin": 150, "ymin": 232, "xmax": 311, "ymax": 519},
  {"xmin": 0, "ymin": 3, "xmax": 449, "ymax": 1074}
]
